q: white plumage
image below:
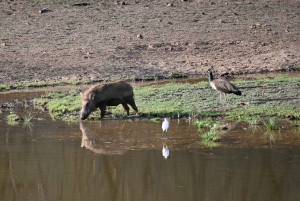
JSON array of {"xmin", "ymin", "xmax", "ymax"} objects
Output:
[{"xmin": 162, "ymin": 118, "xmax": 169, "ymax": 133}]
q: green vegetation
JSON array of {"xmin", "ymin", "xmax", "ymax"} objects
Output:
[
  {"xmin": 291, "ymin": 120, "xmax": 300, "ymax": 127},
  {"xmin": 200, "ymin": 130, "xmax": 220, "ymax": 142},
  {"xmin": 6, "ymin": 113, "xmax": 22, "ymax": 125},
  {"xmin": 23, "ymin": 112, "xmax": 34, "ymax": 122},
  {"xmin": 194, "ymin": 120, "xmax": 218, "ymax": 128},
  {"xmin": 35, "ymin": 90, "xmax": 81, "ymax": 121},
  {"xmin": 150, "ymin": 117, "xmax": 161, "ymax": 122},
  {"xmin": 22, "ymin": 112, "xmax": 34, "ymax": 132},
  {"xmin": 32, "ymin": 76, "xmax": 300, "ymax": 121},
  {"xmin": 263, "ymin": 117, "xmax": 280, "ymax": 130},
  {"xmin": 0, "ymin": 80, "xmax": 82, "ymax": 92},
  {"xmin": 7, "ymin": 113, "xmax": 20, "ymax": 121}
]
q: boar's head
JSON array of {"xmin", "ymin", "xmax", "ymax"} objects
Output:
[{"xmin": 80, "ymin": 92, "xmax": 96, "ymax": 120}]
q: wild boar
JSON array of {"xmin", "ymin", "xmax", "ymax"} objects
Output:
[{"xmin": 80, "ymin": 81, "xmax": 138, "ymax": 120}]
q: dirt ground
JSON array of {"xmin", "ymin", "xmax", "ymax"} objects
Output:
[{"xmin": 0, "ymin": 0, "xmax": 299, "ymax": 85}]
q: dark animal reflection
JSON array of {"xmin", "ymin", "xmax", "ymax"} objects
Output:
[{"xmin": 80, "ymin": 121, "xmax": 126, "ymax": 155}]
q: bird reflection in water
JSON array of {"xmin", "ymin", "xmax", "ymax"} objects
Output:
[{"xmin": 162, "ymin": 144, "xmax": 169, "ymax": 159}]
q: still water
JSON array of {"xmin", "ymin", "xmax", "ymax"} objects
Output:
[
  {"xmin": 1, "ymin": 116, "xmax": 300, "ymax": 201},
  {"xmin": 1, "ymin": 88, "xmax": 300, "ymax": 201}
]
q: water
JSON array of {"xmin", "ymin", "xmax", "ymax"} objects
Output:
[{"xmin": 1, "ymin": 88, "xmax": 300, "ymax": 201}]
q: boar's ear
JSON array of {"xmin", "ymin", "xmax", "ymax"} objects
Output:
[{"xmin": 91, "ymin": 92, "xmax": 96, "ymax": 100}]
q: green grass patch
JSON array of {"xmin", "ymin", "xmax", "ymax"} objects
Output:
[
  {"xmin": 6, "ymin": 113, "xmax": 22, "ymax": 125},
  {"xmin": 33, "ymin": 77, "xmax": 300, "ymax": 121},
  {"xmin": 151, "ymin": 117, "xmax": 161, "ymax": 122},
  {"xmin": 35, "ymin": 90, "xmax": 81, "ymax": 120},
  {"xmin": 194, "ymin": 120, "xmax": 218, "ymax": 128},
  {"xmin": 263, "ymin": 117, "xmax": 280, "ymax": 130},
  {"xmin": 7, "ymin": 113, "xmax": 19, "ymax": 121},
  {"xmin": 200, "ymin": 130, "xmax": 220, "ymax": 142}
]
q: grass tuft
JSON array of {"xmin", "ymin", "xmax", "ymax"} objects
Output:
[
  {"xmin": 200, "ymin": 130, "xmax": 220, "ymax": 142},
  {"xmin": 263, "ymin": 117, "xmax": 280, "ymax": 130},
  {"xmin": 194, "ymin": 120, "xmax": 218, "ymax": 128}
]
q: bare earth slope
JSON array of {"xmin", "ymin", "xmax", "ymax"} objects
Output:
[{"xmin": 0, "ymin": 0, "xmax": 299, "ymax": 84}]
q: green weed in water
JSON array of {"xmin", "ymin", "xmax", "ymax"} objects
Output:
[
  {"xmin": 151, "ymin": 117, "xmax": 161, "ymax": 122},
  {"xmin": 7, "ymin": 113, "xmax": 19, "ymax": 121},
  {"xmin": 23, "ymin": 112, "xmax": 33, "ymax": 122},
  {"xmin": 194, "ymin": 120, "xmax": 218, "ymax": 128},
  {"xmin": 200, "ymin": 130, "xmax": 220, "ymax": 142},
  {"xmin": 263, "ymin": 117, "xmax": 280, "ymax": 130},
  {"xmin": 6, "ymin": 113, "xmax": 22, "ymax": 125}
]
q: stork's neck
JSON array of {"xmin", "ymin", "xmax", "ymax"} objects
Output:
[{"xmin": 208, "ymin": 71, "xmax": 214, "ymax": 82}]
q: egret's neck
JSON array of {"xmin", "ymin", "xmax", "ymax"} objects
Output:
[{"xmin": 208, "ymin": 71, "xmax": 214, "ymax": 82}]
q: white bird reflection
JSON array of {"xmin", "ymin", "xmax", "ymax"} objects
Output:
[
  {"xmin": 162, "ymin": 144, "xmax": 170, "ymax": 159},
  {"xmin": 162, "ymin": 118, "xmax": 170, "ymax": 139},
  {"xmin": 80, "ymin": 121, "xmax": 126, "ymax": 155}
]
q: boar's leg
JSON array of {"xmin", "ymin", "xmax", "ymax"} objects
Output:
[
  {"xmin": 99, "ymin": 104, "xmax": 106, "ymax": 118},
  {"xmin": 126, "ymin": 98, "xmax": 138, "ymax": 113},
  {"xmin": 122, "ymin": 103, "xmax": 130, "ymax": 115}
]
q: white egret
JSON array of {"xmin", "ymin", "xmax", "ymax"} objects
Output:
[{"xmin": 162, "ymin": 118, "xmax": 170, "ymax": 139}]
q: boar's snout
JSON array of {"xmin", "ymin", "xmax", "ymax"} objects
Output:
[
  {"xmin": 80, "ymin": 115, "xmax": 87, "ymax": 120},
  {"xmin": 80, "ymin": 110, "xmax": 89, "ymax": 120},
  {"xmin": 79, "ymin": 107, "xmax": 90, "ymax": 120}
]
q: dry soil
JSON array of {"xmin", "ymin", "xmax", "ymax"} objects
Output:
[{"xmin": 0, "ymin": 0, "xmax": 299, "ymax": 84}]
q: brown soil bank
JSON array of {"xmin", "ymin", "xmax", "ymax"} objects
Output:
[{"xmin": 0, "ymin": 0, "xmax": 299, "ymax": 85}]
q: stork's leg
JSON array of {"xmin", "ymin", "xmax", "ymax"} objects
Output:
[{"xmin": 224, "ymin": 93, "xmax": 227, "ymax": 102}]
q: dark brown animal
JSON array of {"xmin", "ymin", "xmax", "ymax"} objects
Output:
[
  {"xmin": 208, "ymin": 68, "xmax": 241, "ymax": 101},
  {"xmin": 80, "ymin": 81, "xmax": 138, "ymax": 120}
]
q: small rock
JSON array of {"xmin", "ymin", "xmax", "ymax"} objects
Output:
[
  {"xmin": 137, "ymin": 34, "xmax": 143, "ymax": 39},
  {"xmin": 39, "ymin": 9, "xmax": 51, "ymax": 14}
]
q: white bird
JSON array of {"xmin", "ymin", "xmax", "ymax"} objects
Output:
[
  {"xmin": 162, "ymin": 118, "xmax": 169, "ymax": 132},
  {"xmin": 162, "ymin": 118, "xmax": 170, "ymax": 139},
  {"xmin": 162, "ymin": 145, "xmax": 169, "ymax": 159}
]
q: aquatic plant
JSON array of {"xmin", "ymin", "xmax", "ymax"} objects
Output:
[
  {"xmin": 263, "ymin": 130, "xmax": 280, "ymax": 147},
  {"xmin": 242, "ymin": 115, "xmax": 261, "ymax": 125},
  {"xmin": 194, "ymin": 120, "xmax": 218, "ymax": 129},
  {"xmin": 6, "ymin": 113, "xmax": 22, "ymax": 125},
  {"xmin": 200, "ymin": 130, "xmax": 220, "ymax": 142},
  {"xmin": 263, "ymin": 117, "xmax": 280, "ymax": 130},
  {"xmin": 7, "ymin": 113, "xmax": 20, "ymax": 121},
  {"xmin": 291, "ymin": 120, "xmax": 300, "ymax": 127},
  {"xmin": 210, "ymin": 123, "xmax": 228, "ymax": 131},
  {"xmin": 23, "ymin": 112, "xmax": 33, "ymax": 122},
  {"xmin": 151, "ymin": 117, "xmax": 161, "ymax": 122},
  {"xmin": 200, "ymin": 141, "xmax": 220, "ymax": 148},
  {"xmin": 22, "ymin": 112, "xmax": 34, "ymax": 132}
]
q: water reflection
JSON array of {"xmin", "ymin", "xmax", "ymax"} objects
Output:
[
  {"xmin": 80, "ymin": 121, "xmax": 126, "ymax": 155},
  {"xmin": 263, "ymin": 130, "xmax": 281, "ymax": 148},
  {"xmin": 1, "ymin": 110, "xmax": 300, "ymax": 200},
  {"xmin": 162, "ymin": 144, "xmax": 170, "ymax": 159}
]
